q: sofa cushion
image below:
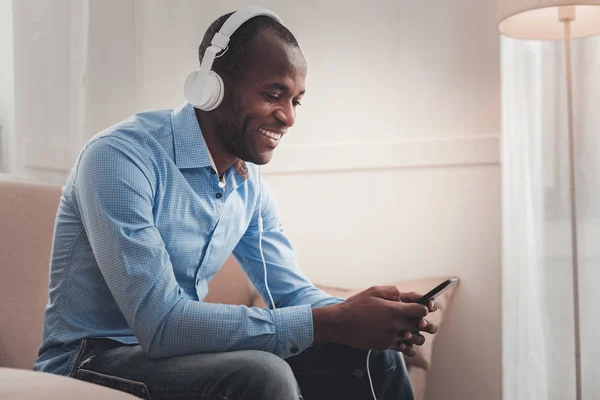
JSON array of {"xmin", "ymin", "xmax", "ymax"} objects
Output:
[{"xmin": 205, "ymin": 257, "xmax": 257, "ymax": 306}]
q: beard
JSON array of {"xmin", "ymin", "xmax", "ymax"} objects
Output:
[
  {"xmin": 215, "ymin": 101, "xmax": 276, "ymax": 165},
  {"xmin": 215, "ymin": 104, "xmax": 259, "ymax": 164},
  {"xmin": 213, "ymin": 93, "xmax": 278, "ymax": 165}
]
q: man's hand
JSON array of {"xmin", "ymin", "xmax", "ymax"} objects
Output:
[
  {"xmin": 312, "ymin": 286, "xmax": 439, "ymax": 358},
  {"xmin": 395, "ymin": 292, "xmax": 439, "ymax": 357}
]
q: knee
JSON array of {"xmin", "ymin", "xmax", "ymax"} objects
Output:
[
  {"xmin": 369, "ymin": 349, "xmax": 407, "ymax": 377},
  {"xmin": 241, "ymin": 351, "xmax": 299, "ymax": 399},
  {"xmin": 370, "ymin": 350, "xmax": 413, "ymax": 397}
]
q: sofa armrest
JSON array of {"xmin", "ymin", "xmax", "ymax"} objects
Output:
[
  {"xmin": 408, "ymin": 366, "xmax": 428, "ymax": 400},
  {"xmin": 0, "ymin": 367, "xmax": 138, "ymax": 399}
]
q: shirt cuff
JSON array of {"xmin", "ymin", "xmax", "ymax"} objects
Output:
[{"xmin": 273, "ymin": 304, "xmax": 314, "ymax": 359}]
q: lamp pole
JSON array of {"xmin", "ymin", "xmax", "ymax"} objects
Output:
[{"xmin": 558, "ymin": 6, "xmax": 582, "ymax": 400}]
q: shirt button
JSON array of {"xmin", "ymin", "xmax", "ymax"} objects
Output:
[
  {"xmin": 216, "ymin": 192, "xmax": 223, "ymax": 199},
  {"xmin": 210, "ymin": 168, "xmax": 216, "ymax": 174},
  {"xmin": 290, "ymin": 346, "xmax": 299, "ymax": 354}
]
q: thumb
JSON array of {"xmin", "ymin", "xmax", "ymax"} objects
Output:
[
  {"xmin": 399, "ymin": 291, "xmax": 424, "ymax": 303},
  {"xmin": 370, "ymin": 285, "xmax": 401, "ymax": 302}
]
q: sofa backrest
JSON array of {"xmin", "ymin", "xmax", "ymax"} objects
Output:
[
  {"xmin": 0, "ymin": 179, "xmax": 257, "ymax": 370},
  {"xmin": 0, "ymin": 180, "xmax": 62, "ymax": 369}
]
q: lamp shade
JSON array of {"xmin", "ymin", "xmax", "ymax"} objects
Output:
[{"xmin": 498, "ymin": 0, "xmax": 600, "ymax": 39}]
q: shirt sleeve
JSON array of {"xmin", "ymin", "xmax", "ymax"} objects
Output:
[
  {"xmin": 232, "ymin": 177, "xmax": 345, "ymax": 354},
  {"xmin": 73, "ymin": 136, "xmax": 331, "ymax": 360}
]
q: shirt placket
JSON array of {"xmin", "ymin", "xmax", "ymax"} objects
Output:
[{"xmin": 195, "ymin": 170, "xmax": 227, "ymax": 300}]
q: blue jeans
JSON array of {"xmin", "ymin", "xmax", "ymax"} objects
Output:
[{"xmin": 70, "ymin": 338, "xmax": 414, "ymax": 400}]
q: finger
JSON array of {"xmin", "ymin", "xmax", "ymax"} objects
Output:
[
  {"xmin": 369, "ymin": 285, "xmax": 401, "ymax": 302},
  {"xmin": 418, "ymin": 318, "xmax": 439, "ymax": 334},
  {"xmin": 399, "ymin": 303, "xmax": 429, "ymax": 319},
  {"xmin": 399, "ymin": 342, "xmax": 416, "ymax": 357},
  {"xmin": 407, "ymin": 332, "xmax": 426, "ymax": 346},
  {"xmin": 398, "ymin": 291, "xmax": 423, "ymax": 303},
  {"xmin": 396, "ymin": 341, "xmax": 406, "ymax": 351},
  {"xmin": 428, "ymin": 300, "xmax": 439, "ymax": 312},
  {"xmin": 398, "ymin": 331, "xmax": 426, "ymax": 347}
]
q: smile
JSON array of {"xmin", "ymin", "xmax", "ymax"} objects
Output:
[{"xmin": 259, "ymin": 128, "xmax": 283, "ymax": 141}]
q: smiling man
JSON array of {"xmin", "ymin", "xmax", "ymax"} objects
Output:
[
  {"xmin": 34, "ymin": 8, "xmax": 438, "ymax": 400},
  {"xmin": 198, "ymin": 28, "xmax": 305, "ymax": 168}
]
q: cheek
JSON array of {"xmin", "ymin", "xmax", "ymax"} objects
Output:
[{"xmin": 245, "ymin": 105, "xmax": 273, "ymax": 130}]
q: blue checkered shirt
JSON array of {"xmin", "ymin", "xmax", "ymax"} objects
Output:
[{"xmin": 34, "ymin": 102, "xmax": 343, "ymax": 375}]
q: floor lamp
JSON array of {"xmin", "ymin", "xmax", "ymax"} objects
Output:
[{"xmin": 496, "ymin": 2, "xmax": 600, "ymax": 399}]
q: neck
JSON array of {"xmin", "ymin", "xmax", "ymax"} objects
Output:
[{"xmin": 195, "ymin": 108, "xmax": 238, "ymax": 177}]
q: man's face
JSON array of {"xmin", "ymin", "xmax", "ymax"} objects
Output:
[{"xmin": 216, "ymin": 30, "xmax": 307, "ymax": 165}]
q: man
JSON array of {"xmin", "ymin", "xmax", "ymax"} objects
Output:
[{"xmin": 34, "ymin": 9, "xmax": 439, "ymax": 400}]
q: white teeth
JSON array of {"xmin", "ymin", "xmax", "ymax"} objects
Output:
[{"xmin": 259, "ymin": 128, "xmax": 282, "ymax": 141}]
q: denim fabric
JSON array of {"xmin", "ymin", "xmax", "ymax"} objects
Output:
[
  {"xmin": 287, "ymin": 343, "xmax": 414, "ymax": 400},
  {"xmin": 71, "ymin": 339, "xmax": 413, "ymax": 400}
]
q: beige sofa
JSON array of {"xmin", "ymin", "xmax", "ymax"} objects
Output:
[{"xmin": 0, "ymin": 179, "xmax": 456, "ymax": 399}]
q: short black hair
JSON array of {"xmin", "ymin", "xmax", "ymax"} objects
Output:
[{"xmin": 198, "ymin": 11, "xmax": 299, "ymax": 82}]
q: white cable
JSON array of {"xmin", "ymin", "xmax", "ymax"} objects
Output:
[
  {"xmin": 259, "ymin": 163, "xmax": 373, "ymax": 396},
  {"xmin": 257, "ymin": 165, "xmax": 276, "ymax": 310},
  {"xmin": 366, "ymin": 349, "xmax": 377, "ymax": 400}
]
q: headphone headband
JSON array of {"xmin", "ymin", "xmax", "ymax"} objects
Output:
[
  {"xmin": 213, "ymin": 6, "xmax": 282, "ymax": 49},
  {"xmin": 184, "ymin": 6, "xmax": 283, "ymax": 111}
]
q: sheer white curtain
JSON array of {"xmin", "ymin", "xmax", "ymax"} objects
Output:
[
  {"xmin": 9, "ymin": 0, "xmax": 136, "ymax": 184},
  {"xmin": 501, "ymin": 34, "xmax": 600, "ymax": 400},
  {"xmin": 11, "ymin": 0, "xmax": 90, "ymax": 182}
]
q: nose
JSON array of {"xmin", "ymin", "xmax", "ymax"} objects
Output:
[{"xmin": 274, "ymin": 103, "xmax": 296, "ymax": 128}]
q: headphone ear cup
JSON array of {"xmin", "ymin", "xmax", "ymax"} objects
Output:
[
  {"xmin": 201, "ymin": 71, "xmax": 225, "ymax": 111},
  {"xmin": 184, "ymin": 69, "xmax": 224, "ymax": 111}
]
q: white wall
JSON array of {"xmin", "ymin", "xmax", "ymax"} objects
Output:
[
  {"xmin": 85, "ymin": 0, "xmax": 138, "ymax": 137},
  {"xmin": 267, "ymin": 166, "xmax": 501, "ymax": 400},
  {"xmin": 134, "ymin": 0, "xmax": 500, "ymax": 143}
]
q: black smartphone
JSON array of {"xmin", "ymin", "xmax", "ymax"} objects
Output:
[{"xmin": 417, "ymin": 278, "xmax": 459, "ymax": 305}]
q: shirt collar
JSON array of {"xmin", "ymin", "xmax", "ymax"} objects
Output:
[{"xmin": 171, "ymin": 102, "xmax": 249, "ymax": 182}]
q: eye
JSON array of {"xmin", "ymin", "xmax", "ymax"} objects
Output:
[
  {"xmin": 293, "ymin": 100, "xmax": 302, "ymax": 107},
  {"xmin": 264, "ymin": 93, "xmax": 279, "ymax": 102}
]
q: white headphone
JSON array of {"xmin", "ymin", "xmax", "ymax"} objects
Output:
[{"xmin": 184, "ymin": 6, "xmax": 283, "ymax": 111}]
